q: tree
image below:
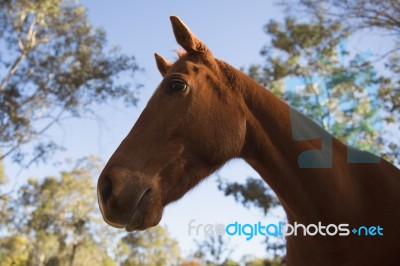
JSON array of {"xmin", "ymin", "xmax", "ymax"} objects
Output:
[
  {"xmin": 244, "ymin": 257, "xmax": 285, "ymax": 266},
  {"xmin": 116, "ymin": 225, "xmax": 181, "ymax": 266},
  {"xmin": 193, "ymin": 235, "xmax": 236, "ymax": 266},
  {"xmin": 0, "ymin": 236, "xmax": 30, "ymax": 266},
  {"xmin": 377, "ymin": 53, "xmax": 400, "ymax": 162},
  {"xmin": 217, "ymin": 177, "xmax": 279, "ymax": 216},
  {"xmin": 0, "ymin": 0, "xmax": 140, "ymax": 166},
  {"xmin": 0, "ymin": 157, "xmax": 117, "ymax": 266},
  {"xmin": 284, "ymin": 0, "xmax": 400, "ymax": 34},
  {"xmin": 281, "ymin": 0, "xmax": 400, "ymax": 162}
]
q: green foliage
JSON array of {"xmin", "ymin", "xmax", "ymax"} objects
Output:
[
  {"xmin": 0, "ymin": 0, "xmax": 140, "ymax": 165},
  {"xmin": 0, "ymin": 157, "xmax": 116, "ymax": 266},
  {"xmin": 280, "ymin": 0, "xmax": 400, "ymax": 164},
  {"xmin": 250, "ymin": 16, "xmax": 349, "ymax": 88},
  {"xmin": 117, "ymin": 225, "xmax": 181, "ymax": 266},
  {"xmin": 379, "ymin": 54, "xmax": 400, "ymax": 120},
  {"xmin": 245, "ymin": 257, "xmax": 285, "ymax": 266},
  {"xmin": 287, "ymin": 0, "xmax": 400, "ymax": 33},
  {"xmin": 193, "ymin": 235, "xmax": 235, "ymax": 266},
  {"xmin": 378, "ymin": 53, "xmax": 400, "ymax": 162},
  {"xmin": 0, "ymin": 236, "xmax": 30, "ymax": 266},
  {"xmin": 220, "ymin": 260, "xmax": 241, "ymax": 266},
  {"xmin": 217, "ymin": 177, "xmax": 279, "ymax": 216}
]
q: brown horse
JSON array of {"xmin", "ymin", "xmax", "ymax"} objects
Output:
[{"xmin": 97, "ymin": 16, "xmax": 400, "ymax": 265}]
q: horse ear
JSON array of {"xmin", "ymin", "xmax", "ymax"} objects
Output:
[
  {"xmin": 155, "ymin": 53, "xmax": 172, "ymax": 77},
  {"xmin": 170, "ymin": 16, "xmax": 210, "ymax": 54}
]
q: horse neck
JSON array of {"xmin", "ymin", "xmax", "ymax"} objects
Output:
[{"xmin": 235, "ymin": 69, "xmax": 348, "ymax": 223}]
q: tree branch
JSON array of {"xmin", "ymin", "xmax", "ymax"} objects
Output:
[
  {"xmin": 0, "ymin": 16, "xmax": 49, "ymax": 93},
  {"xmin": 0, "ymin": 53, "xmax": 27, "ymax": 92},
  {"xmin": 0, "ymin": 109, "xmax": 65, "ymax": 162}
]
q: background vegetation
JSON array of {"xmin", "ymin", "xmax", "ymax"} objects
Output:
[{"xmin": 1, "ymin": 0, "xmax": 398, "ymax": 265}]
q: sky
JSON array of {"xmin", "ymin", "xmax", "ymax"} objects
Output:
[{"xmin": 3, "ymin": 0, "xmax": 397, "ymax": 262}]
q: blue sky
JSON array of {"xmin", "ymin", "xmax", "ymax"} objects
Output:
[{"xmin": 3, "ymin": 0, "xmax": 397, "ymax": 262}]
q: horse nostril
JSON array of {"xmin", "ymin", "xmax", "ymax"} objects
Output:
[{"xmin": 101, "ymin": 174, "xmax": 113, "ymax": 208}]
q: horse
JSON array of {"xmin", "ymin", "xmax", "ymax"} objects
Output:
[{"xmin": 97, "ymin": 16, "xmax": 400, "ymax": 265}]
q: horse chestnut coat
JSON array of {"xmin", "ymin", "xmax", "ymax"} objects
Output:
[{"xmin": 97, "ymin": 16, "xmax": 400, "ymax": 265}]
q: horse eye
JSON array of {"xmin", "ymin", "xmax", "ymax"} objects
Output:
[{"xmin": 170, "ymin": 79, "xmax": 187, "ymax": 92}]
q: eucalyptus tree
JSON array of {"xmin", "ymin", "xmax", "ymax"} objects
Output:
[{"xmin": 0, "ymin": 0, "xmax": 140, "ymax": 166}]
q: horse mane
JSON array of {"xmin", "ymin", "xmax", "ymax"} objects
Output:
[
  {"xmin": 176, "ymin": 49, "xmax": 187, "ymax": 58},
  {"xmin": 215, "ymin": 59, "xmax": 240, "ymax": 90},
  {"xmin": 175, "ymin": 49, "xmax": 239, "ymax": 90}
]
